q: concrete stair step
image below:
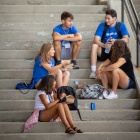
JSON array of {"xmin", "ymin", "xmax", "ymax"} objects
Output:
[
  {"xmin": 0, "ymin": 132, "xmax": 140, "ymax": 140},
  {"xmin": 0, "ymin": 0, "xmax": 98, "ymax": 5},
  {"xmin": 0, "ymin": 121, "xmax": 140, "ymax": 133},
  {"xmin": 0, "ymin": 5, "xmax": 106, "ymax": 14},
  {"xmin": 0, "ymin": 50, "xmax": 90, "ymax": 59},
  {"xmin": 0, "ymin": 69, "xmax": 93, "ymax": 79},
  {"xmin": 0, "ymin": 79, "xmax": 101, "ymax": 89},
  {"xmin": 0, "ymin": 14, "xmax": 105, "ymax": 22},
  {"xmin": 0, "ymin": 99, "xmax": 139, "ymax": 111},
  {"xmin": 0, "ymin": 110, "xmax": 140, "ymax": 122},
  {"xmin": 0, "ymin": 59, "xmax": 92, "ymax": 69},
  {"xmin": 0, "ymin": 89, "xmax": 137, "ymax": 100},
  {"xmin": 0, "ymin": 40, "xmax": 92, "ymax": 50},
  {"xmin": 0, "ymin": 31, "xmax": 94, "ymax": 41},
  {"xmin": 0, "ymin": 22, "xmax": 99, "ymax": 31}
]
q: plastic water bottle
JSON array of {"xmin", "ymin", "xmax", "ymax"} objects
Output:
[
  {"xmin": 105, "ymin": 46, "xmax": 111, "ymax": 53},
  {"xmin": 91, "ymin": 102, "xmax": 96, "ymax": 110}
]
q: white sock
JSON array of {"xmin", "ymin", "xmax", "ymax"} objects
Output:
[{"xmin": 91, "ymin": 65, "xmax": 96, "ymax": 72}]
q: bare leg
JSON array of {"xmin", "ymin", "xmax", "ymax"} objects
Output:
[
  {"xmin": 62, "ymin": 103, "xmax": 75, "ymax": 128},
  {"xmin": 53, "ymin": 40, "xmax": 62, "ymax": 61},
  {"xmin": 111, "ymin": 68, "xmax": 129, "ymax": 93},
  {"xmin": 90, "ymin": 44, "xmax": 102, "ymax": 66},
  {"xmin": 50, "ymin": 69, "xmax": 63, "ymax": 88},
  {"xmin": 100, "ymin": 71, "xmax": 109, "ymax": 92},
  {"xmin": 72, "ymin": 41, "xmax": 82, "ymax": 60},
  {"xmin": 62, "ymin": 71, "xmax": 70, "ymax": 86},
  {"xmin": 40, "ymin": 103, "xmax": 70, "ymax": 129}
]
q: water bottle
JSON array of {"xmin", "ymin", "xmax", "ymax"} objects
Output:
[
  {"xmin": 91, "ymin": 102, "xmax": 96, "ymax": 110},
  {"xmin": 105, "ymin": 37, "xmax": 113, "ymax": 54}
]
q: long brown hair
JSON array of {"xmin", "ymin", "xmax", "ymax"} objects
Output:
[
  {"xmin": 37, "ymin": 75, "xmax": 55, "ymax": 95},
  {"xmin": 110, "ymin": 40, "xmax": 131, "ymax": 63},
  {"xmin": 35, "ymin": 43, "xmax": 53, "ymax": 63}
]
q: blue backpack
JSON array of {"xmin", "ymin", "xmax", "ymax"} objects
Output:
[{"xmin": 16, "ymin": 79, "xmax": 35, "ymax": 94}]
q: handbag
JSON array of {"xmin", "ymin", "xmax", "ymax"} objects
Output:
[
  {"xmin": 79, "ymin": 84, "xmax": 105, "ymax": 99},
  {"xmin": 16, "ymin": 79, "xmax": 35, "ymax": 94}
]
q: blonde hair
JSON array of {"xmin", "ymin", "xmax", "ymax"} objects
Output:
[{"xmin": 35, "ymin": 43, "xmax": 53, "ymax": 63}]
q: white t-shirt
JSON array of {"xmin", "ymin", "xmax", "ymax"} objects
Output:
[{"xmin": 34, "ymin": 90, "xmax": 53, "ymax": 109}]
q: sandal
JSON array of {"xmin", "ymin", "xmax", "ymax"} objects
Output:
[
  {"xmin": 73, "ymin": 127, "xmax": 83, "ymax": 133},
  {"xmin": 65, "ymin": 127, "xmax": 76, "ymax": 134}
]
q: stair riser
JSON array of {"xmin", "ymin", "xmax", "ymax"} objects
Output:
[
  {"xmin": 0, "ymin": 41, "xmax": 92, "ymax": 50},
  {"xmin": 0, "ymin": 100, "xmax": 139, "ymax": 111},
  {"xmin": 0, "ymin": 0, "xmax": 98, "ymax": 5},
  {"xmin": 0, "ymin": 79, "xmax": 100, "ymax": 89},
  {"xmin": 0, "ymin": 111, "xmax": 140, "ymax": 122},
  {"xmin": 0, "ymin": 15, "xmax": 105, "ymax": 22},
  {"xmin": 0, "ymin": 122, "xmax": 140, "ymax": 133},
  {"xmin": 1, "ymin": 133, "xmax": 140, "ymax": 140},
  {"xmin": 0, "ymin": 50, "xmax": 90, "ymax": 59},
  {"xmin": 0, "ymin": 23, "xmax": 98, "ymax": 32},
  {"xmin": 0, "ymin": 5, "xmax": 106, "ymax": 14},
  {"xmin": 0, "ymin": 89, "xmax": 137, "ymax": 100},
  {"xmin": 0, "ymin": 60, "xmax": 91, "ymax": 69},
  {"xmin": 0, "ymin": 31, "xmax": 94, "ymax": 41}
]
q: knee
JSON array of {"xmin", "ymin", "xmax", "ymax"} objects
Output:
[
  {"xmin": 53, "ymin": 40, "xmax": 61, "ymax": 47},
  {"xmin": 56, "ymin": 69, "xmax": 62, "ymax": 76},
  {"xmin": 112, "ymin": 68, "xmax": 120, "ymax": 75},
  {"xmin": 63, "ymin": 71, "xmax": 70, "ymax": 78},
  {"xmin": 91, "ymin": 44, "xmax": 99, "ymax": 50},
  {"xmin": 73, "ymin": 40, "xmax": 82, "ymax": 46}
]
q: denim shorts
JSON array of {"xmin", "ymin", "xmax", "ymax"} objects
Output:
[
  {"xmin": 38, "ymin": 110, "xmax": 43, "ymax": 122},
  {"xmin": 127, "ymin": 78, "xmax": 135, "ymax": 89}
]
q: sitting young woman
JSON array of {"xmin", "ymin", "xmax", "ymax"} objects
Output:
[
  {"xmin": 24, "ymin": 75, "xmax": 83, "ymax": 134},
  {"xmin": 96, "ymin": 40, "xmax": 135, "ymax": 99},
  {"xmin": 32, "ymin": 43, "xmax": 71, "ymax": 88}
]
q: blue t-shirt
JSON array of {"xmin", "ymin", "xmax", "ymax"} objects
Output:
[
  {"xmin": 95, "ymin": 22, "xmax": 130, "ymax": 43},
  {"xmin": 53, "ymin": 24, "xmax": 78, "ymax": 44},
  {"xmin": 32, "ymin": 56, "xmax": 55, "ymax": 85}
]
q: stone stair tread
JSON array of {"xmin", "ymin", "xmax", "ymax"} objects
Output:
[
  {"xmin": 1, "ymin": 132, "xmax": 140, "ymax": 140},
  {"xmin": 0, "ymin": 5, "xmax": 107, "ymax": 14},
  {"xmin": 0, "ymin": 0, "xmax": 98, "ymax": 5},
  {"xmin": 0, "ymin": 121, "xmax": 140, "ymax": 133},
  {"xmin": 0, "ymin": 89, "xmax": 136, "ymax": 100},
  {"xmin": 0, "ymin": 109, "xmax": 140, "ymax": 122},
  {"xmin": 0, "ymin": 99, "xmax": 139, "ymax": 111}
]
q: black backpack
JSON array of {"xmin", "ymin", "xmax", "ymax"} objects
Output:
[
  {"xmin": 101, "ymin": 22, "xmax": 122, "ymax": 42},
  {"xmin": 57, "ymin": 86, "xmax": 83, "ymax": 121}
]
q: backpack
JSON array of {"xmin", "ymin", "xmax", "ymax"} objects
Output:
[
  {"xmin": 79, "ymin": 84, "xmax": 105, "ymax": 99},
  {"xmin": 16, "ymin": 79, "xmax": 35, "ymax": 94},
  {"xmin": 101, "ymin": 22, "xmax": 122, "ymax": 42},
  {"xmin": 57, "ymin": 86, "xmax": 83, "ymax": 121}
]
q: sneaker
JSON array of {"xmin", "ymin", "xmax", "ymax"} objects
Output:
[
  {"xmin": 71, "ymin": 60, "xmax": 79, "ymax": 69},
  {"xmin": 89, "ymin": 71, "xmax": 96, "ymax": 79},
  {"xmin": 105, "ymin": 91, "xmax": 118, "ymax": 99},
  {"xmin": 99, "ymin": 91, "xmax": 108, "ymax": 99}
]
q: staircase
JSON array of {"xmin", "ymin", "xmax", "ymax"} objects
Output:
[{"xmin": 0, "ymin": 0, "xmax": 140, "ymax": 139}]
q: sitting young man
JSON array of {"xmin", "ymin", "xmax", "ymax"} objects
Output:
[
  {"xmin": 52, "ymin": 11, "xmax": 82, "ymax": 69},
  {"xmin": 89, "ymin": 9, "xmax": 130, "ymax": 78}
]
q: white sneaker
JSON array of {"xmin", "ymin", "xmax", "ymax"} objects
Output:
[
  {"xmin": 105, "ymin": 91, "xmax": 118, "ymax": 99},
  {"xmin": 89, "ymin": 71, "xmax": 96, "ymax": 79},
  {"xmin": 99, "ymin": 91, "xmax": 108, "ymax": 99}
]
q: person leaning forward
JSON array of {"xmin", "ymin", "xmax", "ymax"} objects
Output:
[
  {"xmin": 89, "ymin": 9, "xmax": 130, "ymax": 79},
  {"xmin": 52, "ymin": 11, "xmax": 82, "ymax": 69}
]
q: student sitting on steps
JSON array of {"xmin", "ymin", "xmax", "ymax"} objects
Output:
[
  {"xmin": 32, "ymin": 43, "xmax": 71, "ymax": 89},
  {"xmin": 96, "ymin": 40, "xmax": 135, "ymax": 99},
  {"xmin": 89, "ymin": 9, "xmax": 130, "ymax": 79},
  {"xmin": 24, "ymin": 75, "xmax": 83, "ymax": 134},
  {"xmin": 52, "ymin": 11, "xmax": 82, "ymax": 69}
]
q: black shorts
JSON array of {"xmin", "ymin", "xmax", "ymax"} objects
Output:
[
  {"xmin": 38, "ymin": 110, "xmax": 43, "ymax": 122},
  {"xmin": 98, "ymin": 48, "xmax": 110, "ymax": 61}
]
